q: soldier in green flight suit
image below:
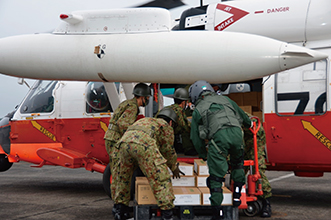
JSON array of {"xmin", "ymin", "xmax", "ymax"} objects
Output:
[
  {"xmin": 112, "ymin": 108, "xmax": 183, "ymax": 220},
  {"xmin": 189, "ymin": 80, "xmax": 252, "ymax": 220},
  {"xmin": 167, "ymin": 87, "xmax": 197, "ymax": 155},
  {"xmin": 243, "ymin": 113, "xmax": 272, "ymax": 218},
  {"xmin": 104, "ymin": 83, "xmax": 151, "ymax": 201}
]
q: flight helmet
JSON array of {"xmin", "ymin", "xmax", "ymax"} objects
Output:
[
  {"xmin": 189, "ymin": 80, "xmax": 214, "ymax": 104},
  {"xmin": 132, "ymin": 83, "xmax": 152, "ymax": 97},
  {"xmin": 173, "ymin": 88, "xmax": 189, "ymax": 101}
]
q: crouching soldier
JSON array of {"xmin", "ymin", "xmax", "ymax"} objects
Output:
[{"xmin": 112, "ymin": 108, "xmax": 183, "ymax": 220}]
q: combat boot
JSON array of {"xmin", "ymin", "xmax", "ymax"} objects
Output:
[
  {"xmin": 161, "ymin": 209, "xmax": 173, "ymax": 220},
  {"xmin": 261, "ymin": 198, "xmax": 272, "ymax": 218},
  {"xmin": 114, "ymin": 203, "xmax": 129, "ymax": 220},
  {"xmin": 211, "ymin": 206, "xmax": 224, "ymax": 220},
  {"xmin": 233, "ymin": 182, "xmax": 243, "ymax": 207}
]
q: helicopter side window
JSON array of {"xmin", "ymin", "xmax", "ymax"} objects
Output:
[
  {"xmin": 20, "ymin": 80, "xmax": 57, "ymax": 114},
  {"xmin": 85, "ymin": 82, "xmax": 113, "ymax": 113}
]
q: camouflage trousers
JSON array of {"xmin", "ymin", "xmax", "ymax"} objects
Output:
[
  {"xmin": 105, "ymin": 139, "xmax": 120, "ymax": 199},
  {"xmin": 112, "ymin": 142, "xmax": 175, "ymax": 210},
  {"xmin": 244, "ymin": 145, "xmax": 272, "ymax": 199}
]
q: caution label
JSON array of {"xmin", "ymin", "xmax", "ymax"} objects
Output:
[
  {"xmin": 31, "ymin": 121, "xmax": 56, "ymax": 142},
  {"xmin": 214, "ymin": 4, "xmax": 249, "ymax": 31},
  {"xmin": 302, "ymin": 120, "xmax": 331, "ymax": 151}
]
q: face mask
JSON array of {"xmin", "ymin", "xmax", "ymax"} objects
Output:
[{"xmin": 142, "ymin": 96, "xmax": 150, "ymax": 107}]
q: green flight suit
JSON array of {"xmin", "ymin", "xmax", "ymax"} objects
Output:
[{"xmin": 191, "ymin": 92, "xmax": 251, "ymax": 206}]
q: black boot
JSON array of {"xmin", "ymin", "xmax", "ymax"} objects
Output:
[
  {"xmin": 161, "ymin": 209, "xmax": 173, "ymax": 220},
  {"xmin": 112, "ymin": 204, "xmax": 119, "ymax": 217},
  {"xmin": 233, "ymin": 182, "xmax": 243, "ymax": 207},
  {"xmin": 261, "ymin": 198, "xmax": 272, "ymax": 218},
  {"xmin": 114, "ymin": 203, "xmax": 129, "ymax": 220},
  {"xmin": 211, "ymin": 206, "xmax": 224, "ymax": 220}
]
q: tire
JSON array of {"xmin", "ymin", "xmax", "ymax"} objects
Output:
[
  {"xmin": 0, "ymin": 154, "xmax": 13, "ymax": 172},
  {"xmin": 243, "ymin": 200, "xmax": 262, "ymax": 217},
  {"xmin": 102, "ymin": 164, "xmax": 111, "ymax": 198},
  {"xmin": 102, "ymin": 164, "xmax": 145, "ymax": 200}
]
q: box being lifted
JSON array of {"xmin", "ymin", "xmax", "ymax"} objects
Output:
[
  {"xmin": 136, "ymin": 177, "xmax": 202, "ymax": 205},
  {"xmin": 168, "ymin": 162, "xmax": 194, "ymax": 176},
  {"xmin": 135, "ymin": 177, "xmax": 157, "ymax": 205}
]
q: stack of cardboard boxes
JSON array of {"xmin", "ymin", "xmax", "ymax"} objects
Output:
[
  {"xmin": 226, "ymin": 91, "xmax": 263, "ymax": 121},
  {"xmin": 135, "ymin": 159, "xmax": 233, "ymax": 206}
]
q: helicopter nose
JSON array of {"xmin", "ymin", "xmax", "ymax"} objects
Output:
[{"xmin": 0, "ymin": 111, "xmax": 14, "ymax": 155}]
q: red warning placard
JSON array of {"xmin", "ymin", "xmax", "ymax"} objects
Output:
[{"xmin": 214, "ymin": 4, "xmax": 249, "ymax": 31}]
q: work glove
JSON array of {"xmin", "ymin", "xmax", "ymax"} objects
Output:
[{"xmin": 172, "ymin": 163, "xmax": 185, "ymax": 179}]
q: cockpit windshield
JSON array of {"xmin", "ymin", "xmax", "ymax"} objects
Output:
[
  {"xmin": 85, "ymin": 82, "xmax": 113, "ymax": 113},
  {"xmin": 20, "ymin": 80, "xmax": 57, "ymax": 114}
]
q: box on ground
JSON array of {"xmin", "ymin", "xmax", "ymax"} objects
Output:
[
  {"xmin": 194, "ymin": 159, "xmax": 209, "ymax": 175},
  {"xmin": 173, "ymin": 187, "xmax": 201, "ymax": 205},
  {"xmin": 199, "ymin": 187, "xmax": 233, "ymax": 206}
]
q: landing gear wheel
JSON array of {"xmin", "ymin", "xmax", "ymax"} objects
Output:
[
  {"xmin": 0, "ymin": 154, "xmax": 13, "ymax": 172},
  {"xmin": 243, "ymin": 200, "xmax": 262, "ymax": 217},
  {"xmin": 102, "ymin": 163, "xmax": 111, "ymax": 198},
  {"xmin": 102, "ymin": 164, "xmax": 145, "ymax": 200}
]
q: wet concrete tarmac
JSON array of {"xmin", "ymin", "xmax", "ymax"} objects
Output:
[{"xmin": 1, "ymin": 162, "xmax": 331, "ymax": 220}]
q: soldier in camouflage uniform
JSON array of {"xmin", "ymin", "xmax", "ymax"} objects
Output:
[
  {"xmin": 112, "ymin": 108, "xmax": 182, "ymax": 220},
  {"xmin": 167, "ymin": 88, "xmax": 197, "ymax": 155},
  {"xmin": 243, "ymin": 113, "xmax": 272, "ymax": 218},
  {"xmin": 104, "ymin": 83, "xmax": 151, "ymax": 202}
]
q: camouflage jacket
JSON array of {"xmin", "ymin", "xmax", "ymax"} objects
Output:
[
  {"xmin": 118, "ymin": 117, "xmax": 178, "ymax": 172},
  {"xmin": 168, "ymin": 103, "xmax": 191, "ymax": 135},
  {"xmin": 104, "ymin": 97, "xmax": 139, "ymax": 141}
]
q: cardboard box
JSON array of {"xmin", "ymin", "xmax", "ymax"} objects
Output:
[
  {"xmin": 227, "ymin": 93, "xmax": 244, "ymax": 106},
  {"xmin": 135, "ymin": 177, "xmax": 157, "ymax": 205},
  {"xmin": 173, "ymin": 187, "xmax": 201, "ymax": 205},
  {"xmin": 195, "ymin": 174, "xmax": 209, "ymax": 187},
  {"xmin": 171, "ymin": 176, "xmax": 196, "ymax": 187},
  {"xmin": 252, "ymin": 111, "xmax": 263, "ymax": 122},
  {"xmin": 243, "ymin": 92, "xmax": 259, "ymax": 107},
  {"xmin": 199, "ymin": 187, "xmax": 233, "ymax": 206},
  {"xmin": 239, "ymin": 106, "xmax": 252, "ymax": 114},
  {"xmin": 168, "ymin": 162, "xmax": 194, "ymax": 177},
  {"xmin": 195, "ymin": 174, "xmax": 225, "ymax": 187},
  {"xmin": 194, "ymin": 159, "xmax": 209, "ymax": 175}
]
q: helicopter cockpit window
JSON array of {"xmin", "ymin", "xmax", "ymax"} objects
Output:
[
  {"xmin": 85, "ymin": 82, "xmax": 113, "ymax": 113},
  {"xmin": 20, "ymin": 80, "xmax": 57, "ymax": 114}
]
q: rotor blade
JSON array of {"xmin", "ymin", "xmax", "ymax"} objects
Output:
[{"xmin": 138, "ymin": 0, "xmax": 185, "ymax": 9}]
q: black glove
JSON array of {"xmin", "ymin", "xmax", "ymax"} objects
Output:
[{"xmin": 172, "ymin": 163, "xmax": 185, "ymax": 179}]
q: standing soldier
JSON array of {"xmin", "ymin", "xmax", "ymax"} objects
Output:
[
  {"xmin": 104, "ymin": 83, "xmax": 151, "ymax": 201},
  {"xmin": 243, "ymin": 114, "xmax": 272, "ymax": 218},
  {"xmin": 168, "ymin": 87, "xmax": 197, "ymax": 155},
  {"xmin": 189, "ymin": 80, "xmax": 252, "ymax": 220},
  {"xmin": 112, "ymin": 108, "xmax": 182, "ymax": 220}
]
